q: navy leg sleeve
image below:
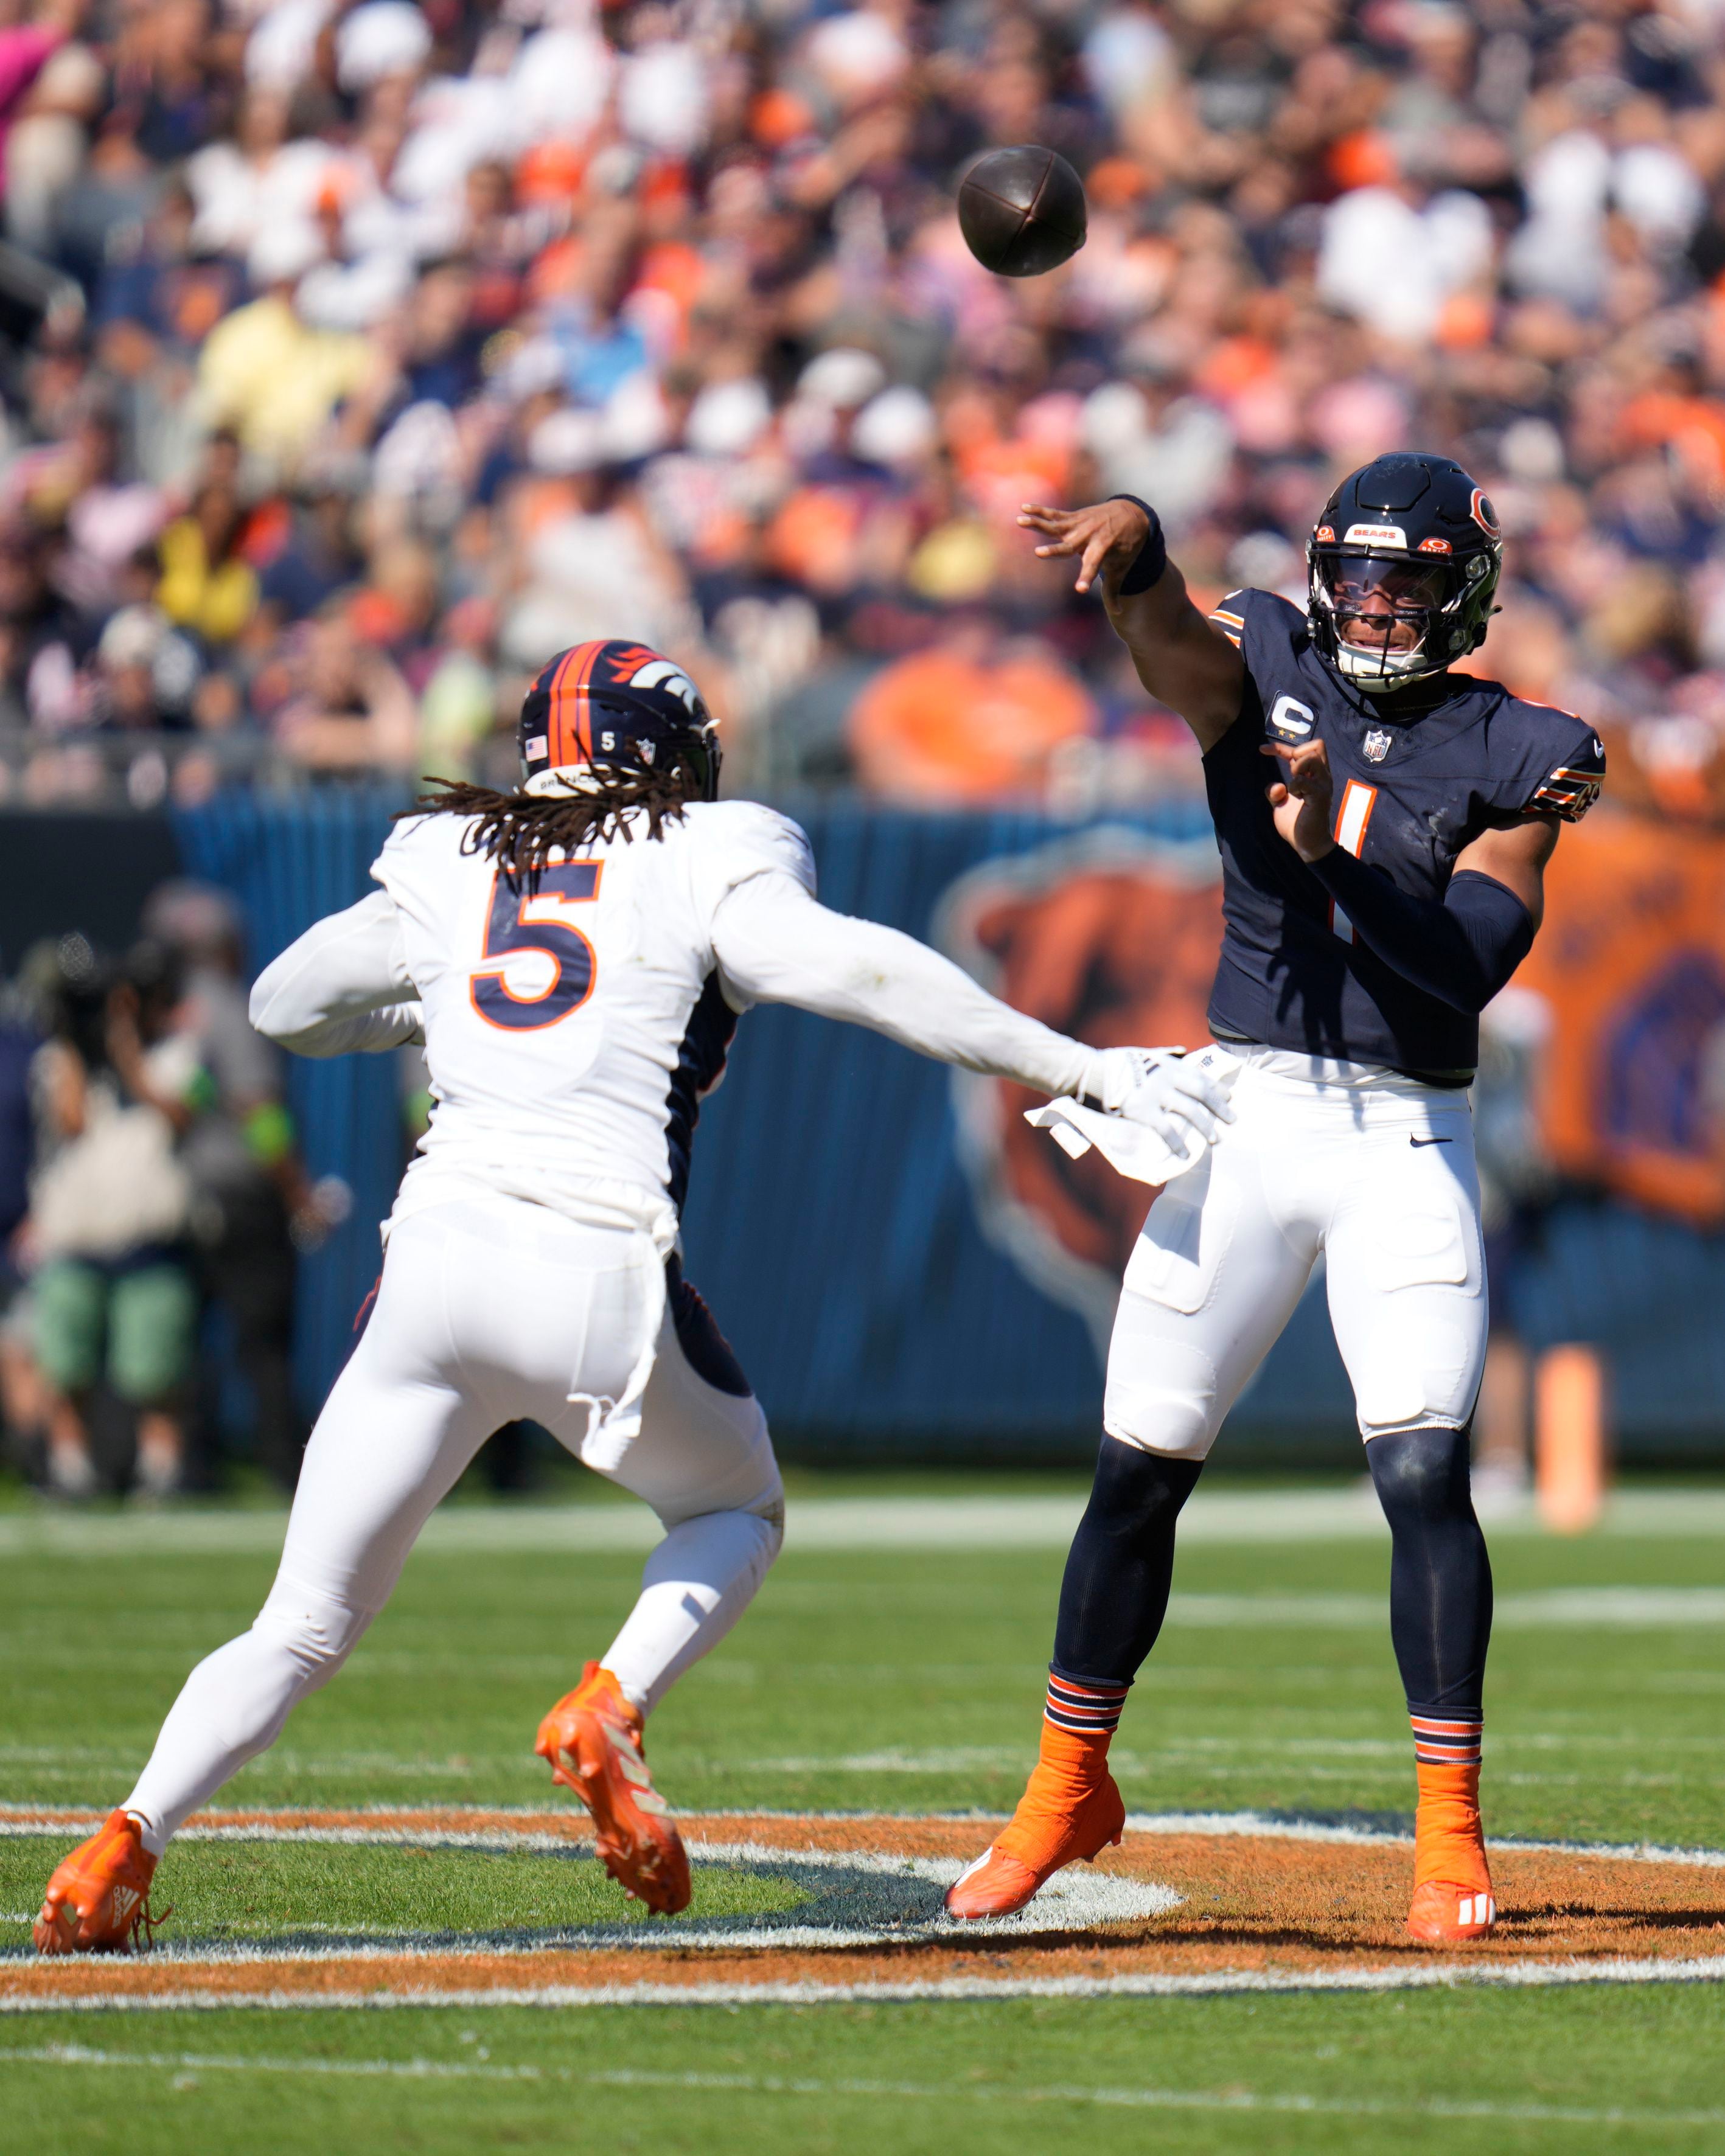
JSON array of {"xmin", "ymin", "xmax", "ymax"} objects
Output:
[
  {"xmin": 1367, "ymin": 1425, "xmax": 1493, "ymax": 1718},
  {"xmin": 1052, "ymin": 1436, "xmax": 1203, "ymax": 1690}
]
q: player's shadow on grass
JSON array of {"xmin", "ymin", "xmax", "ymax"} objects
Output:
[
  {"xmin": 1260, "ymin": 1808, "xmax": 1413, "ymax": 1839},
  {"xmin": 1521, "ymin": 1902, "xmax": 1725, "ymax": 1932},
  {"xmin": 914, "ymin": 1924, "xmax": 1387, "ymax": 1963}
]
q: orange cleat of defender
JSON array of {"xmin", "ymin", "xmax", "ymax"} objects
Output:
[
  {"xmin": 33, "ymin": 1810, "xmax": 163, "ymax": 1955},
  {"xmin": 536, "ymin": 1661, "xmax": 692, "ymax": 1916},
  {"xmin": 1405, "ymin": 1748, "xmax": 1496, "ymax": 1944},
  {"xmin": 944, "ymin": 1720, "xmax": 1126, "ymax": 1920}
]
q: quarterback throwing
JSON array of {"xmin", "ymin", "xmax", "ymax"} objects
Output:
[
  {"xmin": 34, "ymin": 638, "xmax": 1230, "ymax": 1953},
  {"xmin": 946, "ymin": 454, "xmax": 1604, "ymax": 1944}
]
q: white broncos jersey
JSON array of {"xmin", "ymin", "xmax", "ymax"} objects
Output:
[
  {"xmin": 253, "ymin": 798, "xmax": 1105, "ymax": 1253},
  {"xmin": 373, "ymin": 801, "xmax": 815, "ymax": 1233}
]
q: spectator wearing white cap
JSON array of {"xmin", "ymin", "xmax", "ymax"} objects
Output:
[{"xmin": 335, "ymin": 2, "xmax": 431, "ymax": 97}]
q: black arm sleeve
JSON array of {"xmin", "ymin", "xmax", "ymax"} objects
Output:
[{"xmin": 1307, "ymin": 857, "xmax": 1535, "ymax": 1014}]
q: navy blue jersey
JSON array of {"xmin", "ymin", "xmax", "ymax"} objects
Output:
[{"xmin": 1202, "ymin": 589, "xmax": 1605, "ymax": 1079}]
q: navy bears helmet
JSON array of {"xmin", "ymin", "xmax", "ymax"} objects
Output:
[
  {"xmin": 1307, "ymin": 453, "xmax": 1503, "ymax": 690},
  {"xmin": 517, "ymin": 640, "xmax": 722, "ymax": 801}
]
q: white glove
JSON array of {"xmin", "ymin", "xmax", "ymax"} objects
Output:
[{"xmin": 1076, "ymin": 1045, "xmax": 1238, "ymax": 1150}]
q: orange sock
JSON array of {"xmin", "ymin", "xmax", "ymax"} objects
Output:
[
  {"xmin": 1412, "ymin": 1759, "xmax": 1491, "ymax": 1892},
  {"xmin": 996, "ymin": 1677, "xmax": 1126, "ymax": 1872},
  {"xmin": 1032, "ymin": 1713, "xmax": 1113, "ymax": 1793}
]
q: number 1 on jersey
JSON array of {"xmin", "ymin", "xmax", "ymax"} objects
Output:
[
  {"xmin": 1329, "ymin": 781, "xmax": 1377, "ymax": 945},
  {"xmin": 471, "ymin": 863, "xmax": 602, "ymax": 1030}
]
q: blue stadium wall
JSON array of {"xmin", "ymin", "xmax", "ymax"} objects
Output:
[{"xmin": 152, "ymin": 791, "xmax": 1725, "ymax": 1462}]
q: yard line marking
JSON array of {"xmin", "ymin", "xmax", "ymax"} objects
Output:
[
  {"xmin": 4, "ymin": 2045, "xmax": 1725, "ymax": 2128},
  {"xmin": 4, "ymin": 1808, "xmax": 1723, "ymax": 1869},
  {"xmin": 1120, "ymin": 1813, "xmax": 1725, "ymax": 1868},
  {"xmin": 3, "ymin": 1954, "xmax": 1724, "ymax": 2012},
  {"xmin": 1, "ymin": 1488, "xmax": 1723, "ymax": 1556},
  {"xmin": 1161, "ymin": 1589, "xmax": 1725, "ymax": 1629}
]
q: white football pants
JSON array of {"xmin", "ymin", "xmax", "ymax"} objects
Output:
[
  {"xmin": 125, "ymin": 1196, "xmax": 782, "ymax": 1853},
  {"xmin": 1103, "ymin": 1048, "xmax": 1487, "ymax": 1459}
]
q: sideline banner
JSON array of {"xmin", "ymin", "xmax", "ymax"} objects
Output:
[
  {"xmin": 162, "ymin": 794, "xmax": 1725, "ymax": 1455},
  {"xmin": 933, "ymin": 827, "xmax": 1223, "ymax": 1353},
  {"xmin": 1516, "ymin": 813, "xmax": 1725, "ymax": 1225}
]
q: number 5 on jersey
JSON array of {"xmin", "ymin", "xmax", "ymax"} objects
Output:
[
  {"xmin": 1329, "ymin": 781, "xmax": 1376, "ymax": 945},
  {"xmin": 472, "ymin": 863, "xmax": 602, "ymax": 1029}
]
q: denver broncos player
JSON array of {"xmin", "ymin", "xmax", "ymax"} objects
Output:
[
  {"xmin": 946, "ymin": 455, "xmax": 1605, "ymax": 1942},
  {"xmin": 34, "ymin": 638, "xmax": 1231, "ymax": 1955}
]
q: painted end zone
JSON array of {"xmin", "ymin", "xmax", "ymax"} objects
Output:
[{"xmin": 4, "ymin": 1810, "xmax": 1723, "ymax": 2009}]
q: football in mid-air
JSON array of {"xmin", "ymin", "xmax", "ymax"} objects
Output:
[{"xmin": 957, "ymin": 145, "xmax": 1088, "ymax": 277}]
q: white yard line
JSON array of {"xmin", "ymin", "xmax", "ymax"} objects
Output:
[
  {"xmin": 1, "ymin": 2043, "xmax": 1724, "ymax": 2126},
  {"xmin": 4, "ymin": 1807, "xmax": 1723, "ymax": 1868},
  {"xmin": 4, "ymin": 1955, "xmax": 1725, "ymax": 2013},
  {"xmin": 1, "ymin": 1487, "xmax": 1723, "ymax": 1557}
]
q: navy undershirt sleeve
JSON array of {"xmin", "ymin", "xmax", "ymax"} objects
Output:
[{"xmin": 1306, "ymin": 855, "xmax": 1535, "ymax": 1014}]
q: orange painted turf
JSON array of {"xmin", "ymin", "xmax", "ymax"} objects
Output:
[{"xmin": 5, "ymin": 1810, "xmax": 1724, "ymax": 2007}]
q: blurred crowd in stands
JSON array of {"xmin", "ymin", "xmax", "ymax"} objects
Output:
[{"xmin": 1, "ymin": 0, "xmax": 1725, "ymax": 815}]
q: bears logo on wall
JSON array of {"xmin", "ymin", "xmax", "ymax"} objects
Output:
[
  {"xmin": 1515, "ymin": 813, "xmax": 1725, "ymax": 1223},
  {"xmin": 933, "ymin": 828, "xmax": 1224, "ymax": 1352}
]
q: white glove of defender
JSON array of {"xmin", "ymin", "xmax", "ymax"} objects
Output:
[{"xmin": 1076, "ymin": 1045, "xmax": 1238, "ymax": 1151}]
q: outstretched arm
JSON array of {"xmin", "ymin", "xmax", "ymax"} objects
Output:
[
  {"xmin": 710, "ymin": 872, "xmax": 1233, "ymax": 1139},
  {"xmin": 1020, "ymin": 496, "xmax": 1246, "ymax": 752},
  {"xmin": 1262, "ymin": 737, "xmax": 1556, "ymax": 1013},
  {"xmin": 249, "ymin": 889, "xmax": 425, "ymax": 1057}
]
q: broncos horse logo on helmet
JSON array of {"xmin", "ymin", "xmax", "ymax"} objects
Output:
[
  {"xmin": 519, "ymin": 639, "xmax": 722, "ymax": 801},
  {"xmin": 1307, "ymin": 453, "xmax": 1503, "ymax": 690}
]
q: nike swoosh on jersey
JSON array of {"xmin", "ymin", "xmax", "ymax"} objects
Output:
[{"xmin": 1409, "ymin": 1135, "xmax": 1452, "ymax": 1147}]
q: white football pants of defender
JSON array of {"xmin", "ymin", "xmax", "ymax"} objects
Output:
[
  {"xmin": 1103, "ymin": 1048, "xmax": 1487, "ymax": 1459},
  {"xmin": 124, "ymin": 1195, "xmax": 781, "ymax": 1855}
]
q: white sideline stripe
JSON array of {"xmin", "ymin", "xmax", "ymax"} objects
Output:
[
  {"xmin": 2, "ymin": 1487, "xmax": 1724, "ymax": 1556},
  {"xmin": 4, "ymin": 1955, "xmax": 1725, "ymax": 2015},
  {"xmin": 7, "ymin": 1579, "xmax": 1724, "ymax": 1643},
  {"xmin": 1120, "ymin": 1812, "xmax": 1725, "ymax": 1869},
  {"xmin": 5, "ymin": 1809, "xmax": 1723, "ymax": 1870},
  {"xmin": 1157, "ymin": 1588, "xmax": 1725, "ymax": 1628},
  {"xmin": 4, "ymin": 2045, "xmax": 1725, "ymax": 2127}
]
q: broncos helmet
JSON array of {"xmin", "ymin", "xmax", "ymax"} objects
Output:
[
  {"xmin": 1307, "ymin": 453, "xmax": 1503, "ymax": 689},
  {"xmin": 517, "ymin": 640, "xmax": 721, "ymax": 799}
]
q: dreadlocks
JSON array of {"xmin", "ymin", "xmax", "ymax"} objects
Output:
[{"xmin": 404, "ymin": 766, "xmax": 699, "ymax": 884}]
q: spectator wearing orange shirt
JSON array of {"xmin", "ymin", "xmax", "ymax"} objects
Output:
[{"xmin": 848, "ymin": 618, "xmax": 1096, "ymax": 807}]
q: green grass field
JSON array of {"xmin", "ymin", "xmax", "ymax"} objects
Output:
[{"xmin": 2, "ymin": 1475, "xmax": 1723, "ymax": 2152}]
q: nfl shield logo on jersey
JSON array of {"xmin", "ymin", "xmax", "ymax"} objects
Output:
[{"xmin": 1363, "ymin": 728, "xmax": 1392, "ymax": 763}]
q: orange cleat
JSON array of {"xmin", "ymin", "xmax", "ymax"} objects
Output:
[
  {"xmin": 535, "ymin": 1662, "xmax": 691, "ymax": 1916},
  {"xmin": 1406, "ymin": 1756, "xmax": 1496, "ymax": 1944},
  {"xmin": 945, "ymin": 1722, "xmax": 1125, "ymax": 1920},
  {"xmin": 1407, "ymin": 1876, "xmax": 1496, "ymax": 1942},
  {"xmin": 33, "ymin": 1810, "xmax": 164, "ymax": 1955}
]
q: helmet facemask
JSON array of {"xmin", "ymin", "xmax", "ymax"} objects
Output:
[{"xmin": 1309, "ymin": 546, "xmax": 1496, "ymax": 689}]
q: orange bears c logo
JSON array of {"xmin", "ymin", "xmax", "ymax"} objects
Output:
[{"xmin": 933, "ymin": 830, "xmax": 1224, "ymax": 1351}]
